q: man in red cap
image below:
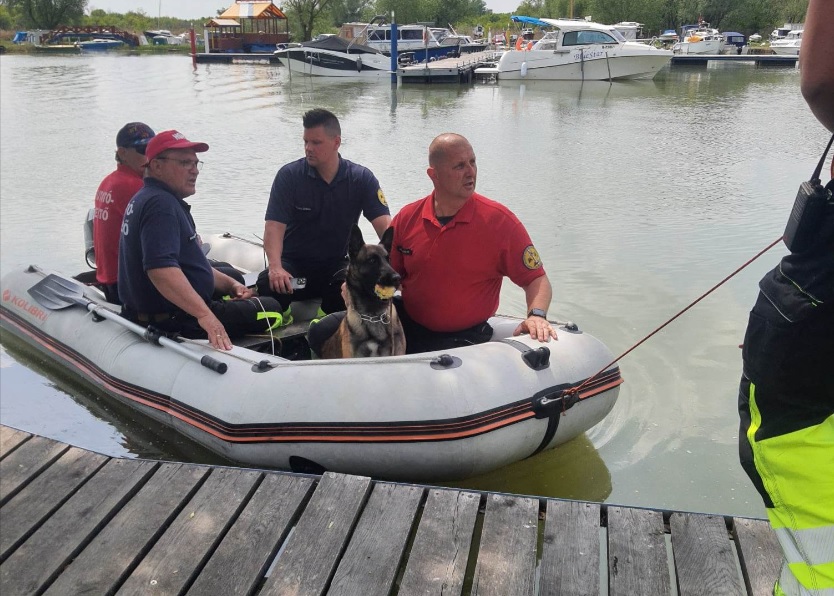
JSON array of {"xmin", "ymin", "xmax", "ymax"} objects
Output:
[
  {"xmin": 118, "ymin": 130, "xmax": 282, "ymax": 350},
  {"xmin": 92, "ymin": 122, "xmax": 155, "ymax": 304}
]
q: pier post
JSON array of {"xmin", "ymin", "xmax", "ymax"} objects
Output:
[{"xmin": 390, "ymin": 21, "xmax": 398, "ymax": 84}]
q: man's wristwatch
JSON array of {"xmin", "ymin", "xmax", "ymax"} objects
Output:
[{"xmin": 527, "ymin": 308, "xmax": 547, "ymax": 319}]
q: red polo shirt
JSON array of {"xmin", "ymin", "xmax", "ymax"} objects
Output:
[
  {"xmin": 93, "ymin": 164, "xmax": 144, "ymax": 284},
  {"xmin": 391, "ymin": 192, "xmax": 546, "ymax": 332}
]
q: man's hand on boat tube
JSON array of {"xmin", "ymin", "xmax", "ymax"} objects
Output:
[
  {"xmin": 514, "ymin": 315, "xmax": 558, "ymax": 342},
  {"xmin": 229, "ymin": 282, "xmax": 254, "ymax": 300},
  {"xmin": 268, "ymin": 264, "xmax": 294, "ymax": 294}
]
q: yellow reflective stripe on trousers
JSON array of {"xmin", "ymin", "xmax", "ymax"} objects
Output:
[
  {"xmin": 256, "ymin": 311, "xmax": 283, "ymax": 330},
  {"xmin": 748, "ymin": 384, "xmax": 834, "ymax": 595}
]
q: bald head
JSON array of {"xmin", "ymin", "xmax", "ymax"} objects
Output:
[{"xmin": 428, "ymin": 133, "xmax": 473, "ymax": 167}]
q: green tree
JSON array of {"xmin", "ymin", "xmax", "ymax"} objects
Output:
[
  {"xmin": 330, "ymin": 0, "xmax": 373, "ymax": 26},
  {"xmin": 8, "ymin": 0, "xmax": 86, "ymax": 29},
  {"xmin": 284, "ymin": 0, "xmax": 335, "ymax": 40}
]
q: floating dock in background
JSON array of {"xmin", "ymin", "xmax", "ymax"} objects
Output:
[
  {"xmin": 194, "ymin": 52, "xmax": 280, "ymax": 64},
  {"xmin": 670, "ymin": 54, "xmax": 798, "ymax": 66},
  {"xmin": 397, "ymin": 51, "xmax": 495, "ymax": 84},
  {"xmin": 0, "ymin": 423, "xmax": 782, "ymax": 595}
]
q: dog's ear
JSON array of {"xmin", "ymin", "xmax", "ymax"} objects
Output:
[
  {"xmin": 380, "ymin": 226, "xmax": 394, "ymax": 255},
  {"xmin": 348, "ymin": 224, "xmax": 365, "ymax": 261}
]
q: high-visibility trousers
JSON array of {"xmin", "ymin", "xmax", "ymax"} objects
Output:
[{"xmin": 739, "ymin": 378, "xmax": 834, "ymax": 596}]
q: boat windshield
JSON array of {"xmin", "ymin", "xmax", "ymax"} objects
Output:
[{"xmin": 562, "ymin": 29, "xmax": 620, "ymax": 46}]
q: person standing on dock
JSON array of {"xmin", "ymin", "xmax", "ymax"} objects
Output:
[
  {"xmin": 389, "ymin": 133, "xmax": 558, "ymax": 353},
  {"xmin": 257, "ymin": 108, "xmax": 392, "ymax": 324},
  {"xmin": 118, "ymin": 130, "xmax": 283, "ymax": 350},
  {"xmin": 92, "ymin": 122, "xmax": 155, "ymax": 304},
  {"xmin": 738, "ymin": 1, "xmax": 834, "ymax": 594}
]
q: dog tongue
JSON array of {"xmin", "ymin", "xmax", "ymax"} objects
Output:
[{"xmin": 374, "ymin": 284, "xmax": 396, "ymax": 299}]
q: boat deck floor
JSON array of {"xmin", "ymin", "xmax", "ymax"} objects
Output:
[{"xmin": 0, "ymin": 423, "xmax": 782, "ymax": 595}]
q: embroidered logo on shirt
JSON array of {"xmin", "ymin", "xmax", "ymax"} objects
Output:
[
  {"xmin": 397, "ymin": 246, "xmax": 412, "ymax": 255},
  {"xmin": 377, "ymin": 189, "xmax": 387, "ymax": 207},
  {"xmin": 522, "ymin": 245, "xmax": 542, "ymax": 270}
]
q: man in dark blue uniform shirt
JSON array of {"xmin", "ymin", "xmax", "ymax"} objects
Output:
[
  {"xmin": 257, "ymin": 109, "xmax": 391, "ymax": 320},
  {"xmin": 119, "ymin": 130, "xmax": 282, "ymax": 350}
]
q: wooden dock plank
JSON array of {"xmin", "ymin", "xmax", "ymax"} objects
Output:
[
  {"xmin": 0, "ymin": 447, "xmax": 108, "ymax": 561},
  {"xmin": 398, "ymin": 489, "xmax": 480, "ymax": 596},
  {"xmin": 670, "ymin": 513, "xmax": 744, "ymax": 596},
  {"xmin": 328, "ymin": 482, "xmax": 424, "ymax": 596},
  {"xmin": 260, "ymin": 472, "xmax": 372, "ymax": 596},
  {"xmin": 732, "ymin": 517, "xmax": 782, "ymax": 596},
  {"xmin": 0, "ymin": 435, "xmax": 69, "ymax": 505},
  {"xmin": 607, "ymin": 506, "xmax": 670, "ymax": 596},
  {"xmin": 117, "ymin": 466, "xmax": 261, "ymax": 596},
  {"xmin": 43, "ymin": 463, "xmax": 208, "ymax": 596},
  {"xmin": 0, "ymin": 458, "xmax": 156, "ymax": 595},
  {"xmin": 0, "ymin": 426, "xmax": 30, "ymax": 458},
  {"xmin": 187, "ymin": 473, "xmax": 315, "ymax": 596},
  {"xmin": 471, "ymin": 493, "xmax": 539, "ymax": 596},
  {"xmin": 540, "ymin": 500, "xmax": 601, "ymax": 596}
]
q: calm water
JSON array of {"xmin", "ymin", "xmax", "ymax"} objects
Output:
[{"xmin": 0, "ymin": 54, "xmax": 824, "ymax": 517}]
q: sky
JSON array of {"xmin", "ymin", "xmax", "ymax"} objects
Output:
[{"xmin": 87, "ymin": 1, "xmax": 521, "ymax": 20}]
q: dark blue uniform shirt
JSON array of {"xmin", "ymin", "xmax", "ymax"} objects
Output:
[
  {"xmin": 264, "ymin": 156, "xmax": 390, "ymax": 265},
  {"xmin": 118, "ymin": 177, "xmax": 214, "ymax": 313}
]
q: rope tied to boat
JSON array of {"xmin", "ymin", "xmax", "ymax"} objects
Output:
[{"xmin": 563, "ymin": 236, "xmax": 785, "ymax": 401}]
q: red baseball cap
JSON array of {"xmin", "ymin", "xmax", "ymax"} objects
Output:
[{"xmin": 145, "ymin": 130, "xmax": 209, "ymax": 162}]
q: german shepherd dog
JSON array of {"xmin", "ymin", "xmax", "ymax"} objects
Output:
[{"xmin": 320, "ymin": 225, "xmax": 406, "ymax": 358}]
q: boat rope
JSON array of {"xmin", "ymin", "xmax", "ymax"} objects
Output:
[{"xmin": 563, "ymin": 235, "xmax": 784, "ymax": 399}]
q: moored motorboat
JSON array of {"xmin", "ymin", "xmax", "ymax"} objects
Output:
[
  {"xmin": 77, "ymin": 38, "xmax": 124, "ymax": 51},
  {"xmin": 274, "ymin": 35, "xmax": 390, "ymax": 78},
  {"xmin": 672, "ymin": 24, "xmax": 724, "ymax": 55},
  {"xmin": 769, "ymin": 29, "xmax": 802, "ymax": 55},
  {"xmin": 0, "ymin": 234, "xmax": 622, "ymax": 482},
  {"xmin": 485, "ymin": 16, "xmax": 671, "ymax": 81}
]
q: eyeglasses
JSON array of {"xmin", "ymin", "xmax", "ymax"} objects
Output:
[{"xmin": 154, "ymin": 157, "xmax": 204, "ymax": 171}]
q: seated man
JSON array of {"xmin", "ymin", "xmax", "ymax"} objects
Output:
[
  {"xmin": 257, "ymin": 108, "xmax": 391, "ymax": 323},
  {"xmin": 309, "ymin": 133, "xmax": 557, "ymax": 356},
  {"xmin": 92, "ymin": 122, "xmax": 155, "ymax": 304},
  {"xmin": 118, "ymin": 130, "xmax": 282, "ymax": 350}
]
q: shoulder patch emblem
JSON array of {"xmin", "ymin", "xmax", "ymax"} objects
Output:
[
  {"xmin": 377, "ymin": 188, "xmax": 387, "ymax": 207},
  {"xmin": 523, "ymin": 245, "xmax": 542, "ymax": 270}
]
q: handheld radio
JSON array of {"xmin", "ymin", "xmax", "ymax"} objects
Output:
[{"xmin": 783, "ymin": 133, "xmax": 834, "ymax": 253}]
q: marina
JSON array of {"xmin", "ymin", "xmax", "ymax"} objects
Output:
[
  {"xmin": 0, "ymin": 51, "xmax": 821, "ymax": 520},
  {"xmin": 0, "ymin": 424, "xmax": 782, "ymax": 595}
]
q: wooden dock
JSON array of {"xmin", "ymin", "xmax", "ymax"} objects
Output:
[{"xmin": 0, "ymin": 424, "xmax": 782, "ymax": 595}]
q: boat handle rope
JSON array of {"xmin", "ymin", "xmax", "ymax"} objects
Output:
[{"xmin": 558, "ymin": 236, "xmax": 784, "ymax": 404}]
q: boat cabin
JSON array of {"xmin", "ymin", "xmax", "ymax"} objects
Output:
[{"xmin": 205, "ymin": 0, "xmax": 289, "ymax": 53}]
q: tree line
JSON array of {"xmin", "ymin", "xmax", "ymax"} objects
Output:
[{"xmin": 0, "ymin": 0, "xmax": 809, "ymax": 41}]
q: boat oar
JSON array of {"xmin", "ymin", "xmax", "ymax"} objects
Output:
[{"xmin": 28, "ymin": 274, "xmax": 227, "ymax": 374}]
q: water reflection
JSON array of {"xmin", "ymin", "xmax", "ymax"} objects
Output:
[
  {"xmin": 0, "ymin": 336, "xmax": 227, "ymax": 465},
  {"xmin": 442, "ymin": 434, "xmax": 611, "ymax": 502}
]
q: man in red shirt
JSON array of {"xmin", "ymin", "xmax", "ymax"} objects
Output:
[
  {"xmin": 390, "ymin": 133, "xmax": 557, "ymax": 353},
  {"xmin": 93, "ymin": 122, "xmax": 155, "ymax": 303}
]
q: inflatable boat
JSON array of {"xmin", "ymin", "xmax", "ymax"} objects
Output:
[{"xmin": 0, "ymin": 235, "xmax": 622, "ymax": 481}]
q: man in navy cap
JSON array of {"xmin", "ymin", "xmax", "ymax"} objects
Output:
[
  {"xmin": 92, "ymin": 122, "xmax": 155, "ymax": 304},
  {"xmin": 118, "ymin": 130, "xmax": 283, "ymax": 350}
]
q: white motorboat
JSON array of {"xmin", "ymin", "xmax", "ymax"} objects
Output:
[
  {"xmin": 365, "ymin": 23, "xmax": 462, "ymax": 61},
  {"xmin": 487, "ymin": 17, "xmax": 671, "ymax": 81},
  {"xmin": 770, "ymin": 29, "xmax": 802, "ymax": 56},
  {"xmin": 274, "ymin": 34, "xmax": 390, "ymax": 78},
  {"xmin": 672, "ymin": 24, "xmax": 724, "ymax": 55}
]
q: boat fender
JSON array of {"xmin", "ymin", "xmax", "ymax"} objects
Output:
[
  {"xmin": 356, "ymin": 55, "xmax": 362, "ymax": 72},
  {"xmin": 520, "ymin": 61, "xmax": 528, "ymax": 77}
]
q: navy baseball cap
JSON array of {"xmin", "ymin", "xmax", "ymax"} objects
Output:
[{"xmin": 116, "ymin": 122, "xmax": 155, "ymax": 154}]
